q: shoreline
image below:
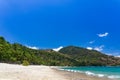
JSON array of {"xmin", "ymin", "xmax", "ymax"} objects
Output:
[
  {"xmin": 52, "ymin": 67, "xmax": 112, "ymax": 80},
  {"xmin": 0, "ymin": 63, "xmax": 113, "ymax": 80}
]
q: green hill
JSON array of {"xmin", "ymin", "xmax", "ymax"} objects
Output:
[
  {"xmin": 0, "ymin": 37, "xmax": 78, "ymax": 66},
  {"xmin": 0, "ymin": 36, "xmax": 120, "ymax": 66},
  {"xmin": 59, "ymin": 46, "xmax": 120, "ymax": 66}
]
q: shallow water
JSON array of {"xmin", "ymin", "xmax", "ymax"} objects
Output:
[{"xmin": 61, "ymin": 66, "xmax": 120, "ymax": 80}]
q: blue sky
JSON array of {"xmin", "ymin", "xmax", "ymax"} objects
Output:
[{"xmin": 0, "ymin": 0, "xmax": 120, "ymax": 56}]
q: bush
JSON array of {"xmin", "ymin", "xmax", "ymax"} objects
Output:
[{"xmin": 22, "ymin": 60, "xmax": 29, "ymax": 66}]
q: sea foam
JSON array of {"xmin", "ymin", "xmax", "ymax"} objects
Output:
[
  {"xmin": 108, "ymin": 75, "xmax": 120, "ymax": 79},
  {"xmin": 85, "ymin": 71, "xmax": 95, "ymax": 76},
  {"xmin": 60, "ymin": 67, "xmax": 120, "ymax": 79}
]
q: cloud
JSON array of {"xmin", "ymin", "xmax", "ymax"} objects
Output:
[
  {"xmin": 89, "ymin": 40, "xmax": 95, "ymax": 44},
  {"xmin": 53, "ymin": 46, "xmax": 63, "ymax": 52},
  {"xmin": 115, "ymin": 56, "xmax": 120, "ymax": 58},
  {"xmin": 86, "ymin": 47, "xmax": 93, "ymax": 50},
  {"xmin": 105, "ymin": 52, "xmax": 120, "ymax": 57},
  {"xmin": 107, "ymin": 54, "xmax": 113, "ymax": 56},
  {"xmin": 94, "ymin": 45, "xmax": 104, "ymax": 51},
  {"xmin": 110, "ymin": 52, "xmax": 120, "ymax": 57},
  {"xmin": 97, "ymin": 32, "xmax": 109, "ymax": 37},
  {"xmin": 86, "ymin": 45, "xmax": 104, "ymax": 52},
  {"xmin": 26, "ymin": 45, "xmax": 39, "ymax": 50}
]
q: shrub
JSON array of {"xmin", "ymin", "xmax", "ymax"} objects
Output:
[{"xmin": 22, "ymin": 60, "xmax": 29, "ymax": 66}]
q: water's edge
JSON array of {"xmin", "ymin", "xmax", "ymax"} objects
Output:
[{"xmin": 58, "ymin": 66, "xmax": 120, "ymax": 80}]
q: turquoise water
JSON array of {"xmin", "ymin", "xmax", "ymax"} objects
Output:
[{"xmin": 61, "ymin": 66, "xmax": 120, "ymax": 80}]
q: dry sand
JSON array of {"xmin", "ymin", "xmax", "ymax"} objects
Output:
[{"xmin": 0, "ymin": 63, "xmax": 112, "ymax": 80}]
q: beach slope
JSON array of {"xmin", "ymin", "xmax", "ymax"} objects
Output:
[{"xmin": 0, "ymin": 63, "xmax": 111, "ymax": 80}]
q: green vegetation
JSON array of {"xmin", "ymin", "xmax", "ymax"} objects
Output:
[
  {"xmin": 59, "ymin": 46, "xmax": 120, "ymax": 66},
  {"xmin": 22, "ymin": 60, "xmax": 30, "ymax": 66},
  {"xmin": 0, "ymin": 36, "xmax": 120, "ymax": 66},
  {"xmin": 0, "ymin": 36, "xmax": 78, "ymax": 66}
]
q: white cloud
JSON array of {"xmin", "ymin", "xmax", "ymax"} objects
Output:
[
  {"xmin": 86, "ymin": 47, "xmax": 93, "ymax": 50},
  {"xmin": 26, "ymin": 45, "xmax": 39, "ymax": 50},
  {"xmin": 53, "ymin": 46, "xmax": 63, "ymax": 52},
  {"xmin": 86, "ymin": 45, "xmax": 104, "ymax": 52},
  {"xmin": 110, "ymin": 52, "xmax": 120, "ymax": 57},
  {"xmin": 107, "ymin": 54, "xmax": 113, "ymax": 56},
  {"xmin": 115, "ymin": 56, "xmax": 120, "ymax": 58},
  {"xmin": 105, "ymin": 52, "xmax": 120, "ymax": 57},
  {"xmin": 89, "ymin": 40, "xmax": 95, "ymax": 44},
  {"xmin": 97, "ymin": 32, "xmax": 109, "ymax": 37},
  {"xmin": 94, "ymin": 45, "xmax": 104, "ymax": 51}
]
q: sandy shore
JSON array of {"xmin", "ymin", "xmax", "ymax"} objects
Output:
[
  {"xmin": 0, "ymin": 63, "xmax": 112, "ymax": 80},
  {"xmin": 53, "ymin": 68, "xmax": 112, "ymax": 80}
]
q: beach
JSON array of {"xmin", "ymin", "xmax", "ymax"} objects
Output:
[
  {"xmin": 53, "ymin": 68, "xmax": 112, "ymax": 80},
  {"xmin": 0, "ymin": 63, "xmax": 112, "ymax": 80}
]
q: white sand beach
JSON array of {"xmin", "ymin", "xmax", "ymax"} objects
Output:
[
  {"xmin": 0, "ymin": 63, "xmax": 111, "ymax": 80},
  {"xmin": 0, "ymin": 63, "xmax": 67, "ymax": 80}
]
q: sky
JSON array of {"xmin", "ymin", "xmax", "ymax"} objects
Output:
[{"xmin": 0, "ymin": 0, "xmax": 120, "ymax": 56}]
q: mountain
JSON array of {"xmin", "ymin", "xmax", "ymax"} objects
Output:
[
  {"xmin": 59, "ymin": 46, "xmax": 120, "ymax": 66},
  {"xmin": 0, "ymin": 36, "xmax": 120, "ymax": 66},
  {"xmin": 0, "ymin": 37, "xmax": 78, "ymax": 66}
]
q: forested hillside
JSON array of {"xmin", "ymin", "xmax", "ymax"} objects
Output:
[
  {"xmin": 59, "ymin": 46, "xmax": 120, "ymax": 66},
  {"xmin": 0, "ymin": 37, "xmax": 78, "ymax": 66},
  {"xmin": 0, "ymin": 36, "xmax": 120, "ymax": 66}
]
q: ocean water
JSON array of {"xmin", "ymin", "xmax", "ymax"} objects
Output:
[{"xmin": 60, "ymin": 66, "xmax": 120, "ymax": 80}]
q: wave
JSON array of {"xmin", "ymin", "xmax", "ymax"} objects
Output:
[
  {"xmin": 85, "ymin": 71, "xmax": 104, "ymax": 77},
  {"xmin": 108, "ymin": 75, "xmax": 120, "ymax": 79},
  {"xmin": 85, "ymin": 71, "xmax": 120, "ymax": 79},
  {"xmin": 59, "ymin": 69, "xmax": 120, "ymax": 79}
]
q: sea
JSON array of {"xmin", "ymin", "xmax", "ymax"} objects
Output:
[{"xmin": 60, "ymin": 66, "xmax": 120, "ymax": 80}]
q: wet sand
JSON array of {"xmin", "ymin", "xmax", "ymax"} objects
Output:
[{"xmin": 53, "ymin": 68, "xmax": 112, "ymax": 80}]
